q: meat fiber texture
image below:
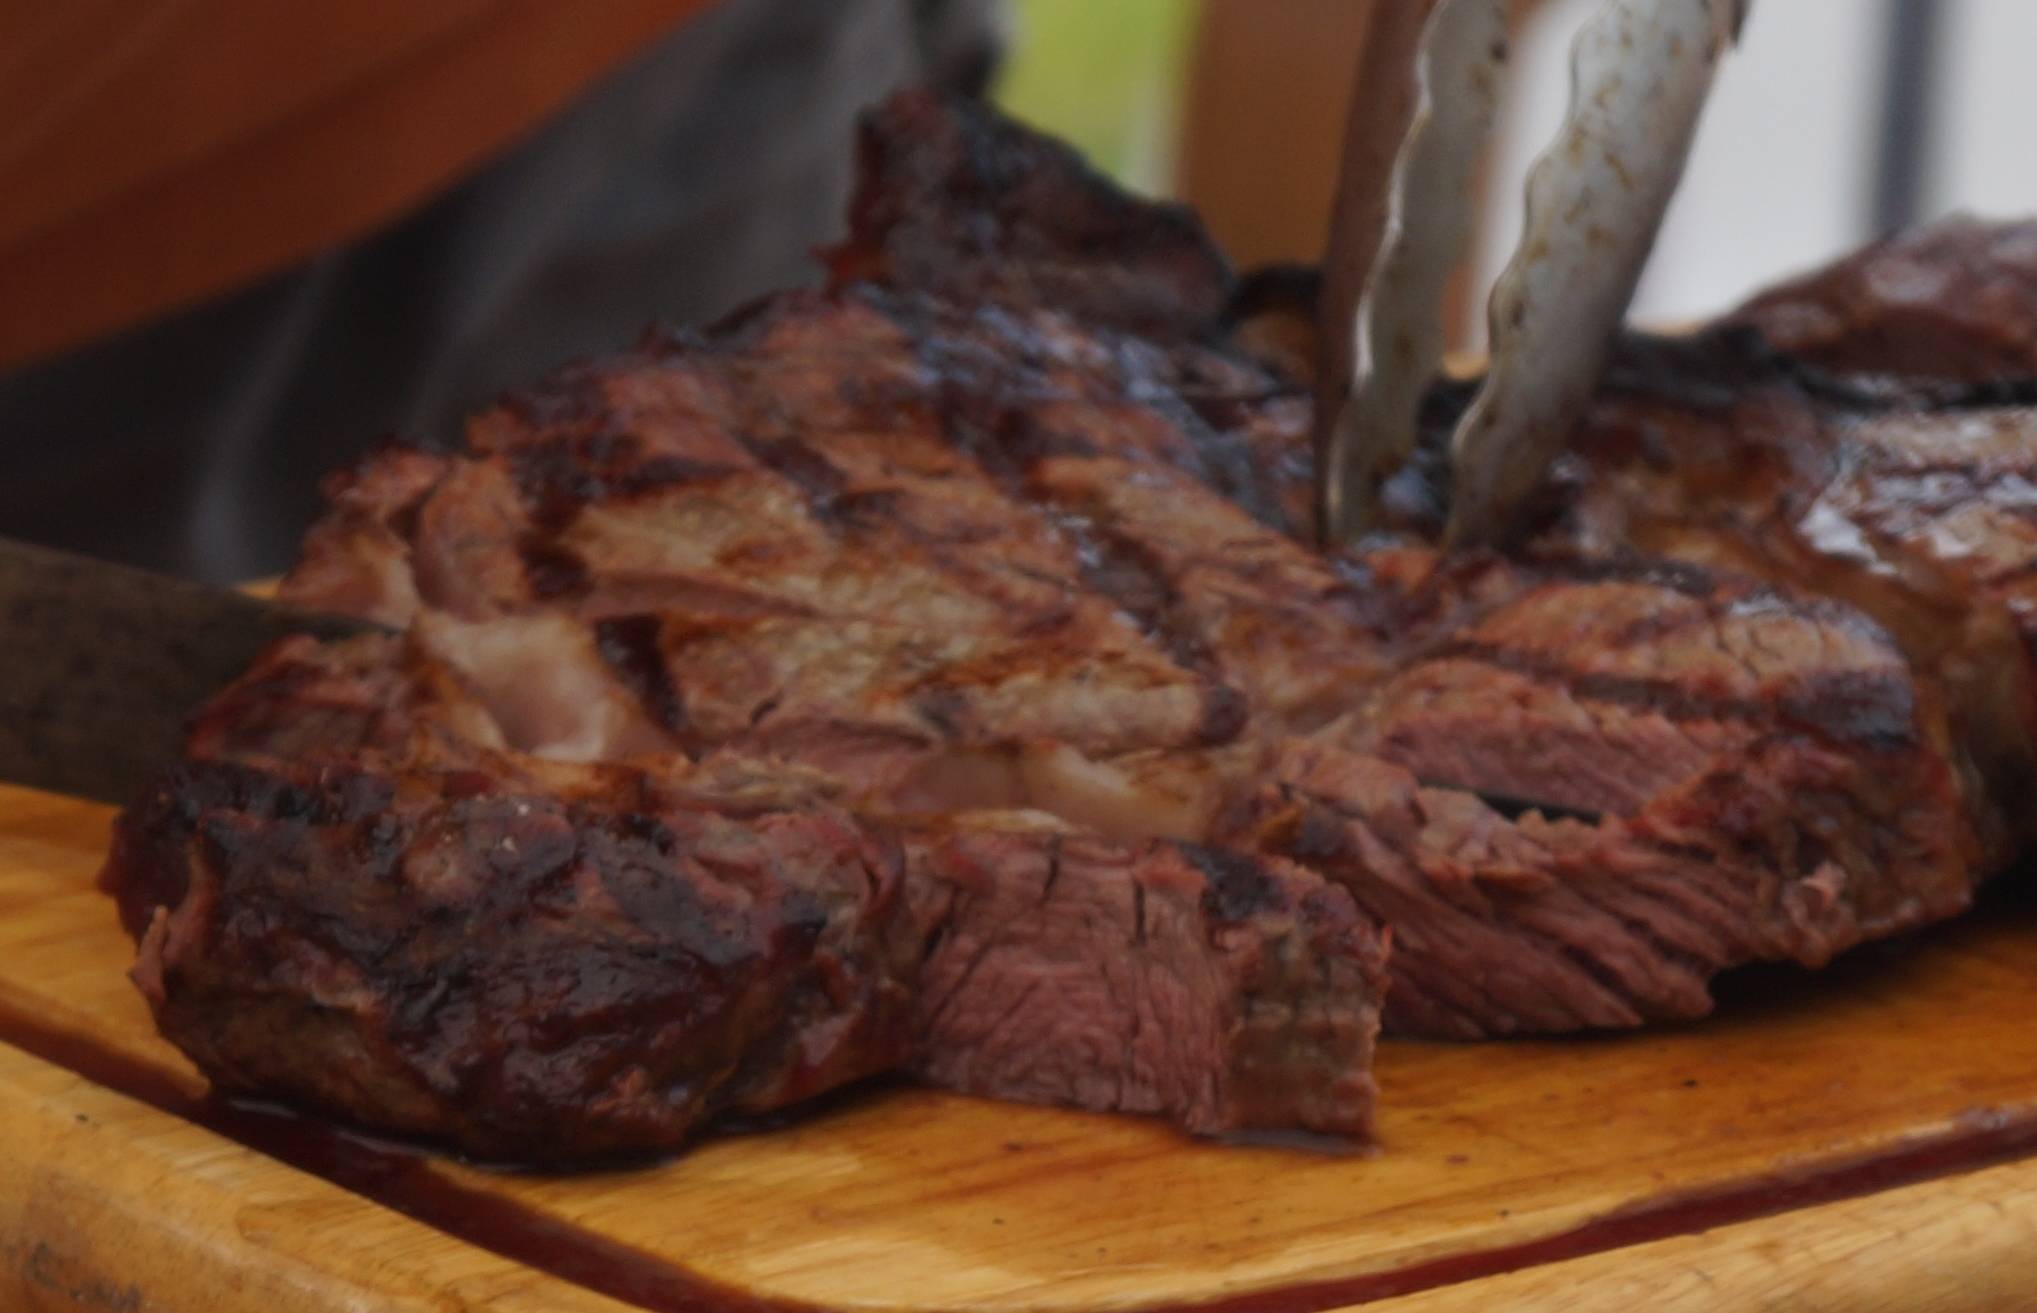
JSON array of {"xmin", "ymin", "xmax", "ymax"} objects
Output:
[
  {"xmin": 101, "ymin": 90, "xmax": 2030, "ymax": 1163},
  {"xmin": 109, "ymin": 646, "xmax": 1374, "ymax": 1161}
]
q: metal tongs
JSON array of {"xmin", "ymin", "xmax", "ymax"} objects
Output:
[{"xmin": 1315, "ymin": 0, "xmax": 1752, "ymax": 546}]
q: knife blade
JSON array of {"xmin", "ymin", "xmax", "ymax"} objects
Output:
[{"xmin": 0, "ymin": 537, "xmax": 380, "ymax": 805}]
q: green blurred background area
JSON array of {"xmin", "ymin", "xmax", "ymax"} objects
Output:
[{"xmin": 991, "ymin": 0, "xmax": 1203, "ymax": 195}]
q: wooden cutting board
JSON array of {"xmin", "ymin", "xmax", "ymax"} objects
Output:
[{"xmin": 7, "ymin": 778, "xmax": 2037, "ymax": 1312}]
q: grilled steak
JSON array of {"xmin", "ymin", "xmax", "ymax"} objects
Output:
[
  {"xmin": 99, "ymin": 91, "xmax": 2033, "ymax": 1159},
  {"xmin": 110, "ymin": 635, "xmax": 1382, "ymax": 1158}
]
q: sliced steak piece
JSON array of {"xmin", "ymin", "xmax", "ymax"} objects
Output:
[
  {"xmin": 1342, "ymin": 556, "xmax": 1961, "ymax": 822},
  {"xmin": 105, "ymin": 748, "xmax": 1382, "ymax": 1162},
  {"xmin": 105, "ymin": 622, "xmax": 1382, "ymax": 1159},
  {"xmin": 1239, "ymin": 729, "xmax": 1973, "ymax": 1038},
  {"xmin": 111, "ymin": 755, "xmax": 924, "ymax": 1162},
  {"xmin": 907, "ymin": 817, "xmax": 1383, "ymax": 1139},
  {"xmin": 1249, "ymin": 552, "xmax": 1981, "ymax": 1038}
]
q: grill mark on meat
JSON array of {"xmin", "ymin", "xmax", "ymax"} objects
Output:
[
  {"xmin": 1371, "ymin": 698, "xmax": 1709, "ymax": 820},
  {"xmin": 505, "ymin": 431, "xmax": 722, "ymax": 529},
  {"xmin": 1779, "ymin": 661, "xmax": 1929, "ymax": 752},
  {"xmin": 195, "ymin": 759, "xmax": 397, "ymax": 828},
  {"xmin": 1040, "ymin": 834, "xmax": 1063, "ymax": 903},
  {"xmin": 1594, "ymin": 325, "xmax": 1960, "ymax": 422},
  {"xmin": 1126, "ymin": 384, "xmax": 1293, "ymax": 530},
  {"xmin": 882, "ymin": 287, "xmax": 1306, "ymax": 589},
  {"xmin": 518, "ymin": 535, "xmax": 592, "ymax": 601},
  {"xmin": 1431, "ymin": 639, "xmax": 1920, "ymax": 752},
  {"xmin": 1470, "ymin": 793, "xmax": 1606, "ymax": 826},
  {"xmin": 1032, "ymin": 331, "xmax": 1297, "ymax": 529},
  {"xmin": 1919, "ymin": 376, "xmax": 2037, "ymax": 410},
  {"xmin": 1179, "ymin": 843, "xmax": 1280, "ymax": 922},
  {"xmin": 909, "ymin": 684, "xmax": 968, "ymax": 739},
  {"xmin": 592, "ymin": 616, "xmax": 688, "ymax": 739},
  {"xmin": 829, "ymin": 299, "xmax": 1309, "ymax": 736},
  {"xmin": 740, "ymin": 437, "xmax": 851, "ymax": 526},
  {"xmin": 671, "ymin": 303, "xmax": 1226, "ymax": 659},
  {"xmin": 867, "ymin": 377, "xmax": 1257, "ymax": 738},
  {"xmin": 831, "ymin": 487, "xmax": 919, "ymax": 535},
  {"xmin": 1542, "ymin": 554, "xmax": 1721, "ymax": 598},
  {"xmin": 1193, "ymin": 685, "xmax": 1252, "ymax": 744},
  {"xmin": 1054, "ymin": 511, "xmax": 1225, "ymax": 674},
  {"xmin": 1595, "ymin": 326, "xmax": 2037, "ymax": 433},
  {"xmin": 1728, "ymin": 346, "xmax": 2037, "ymax": 414},
  {"xmin": 831, "ymin": 366, "xmax": 941, "ymax": 425}
]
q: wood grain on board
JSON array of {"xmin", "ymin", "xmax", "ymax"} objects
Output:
[
  {"xmin": 0, "ymin": 1039, "xmax": 632, "ymax": 1313},
  {"xmin": 6, "ymin": 777, "xmax": 2037, "ymax": 1310},
  {"xmin": 0, "ymin": 0, "xmax": 711, "ymax": 371},
  {"xmin": 1361, "ymin": 1152, "xmax": 2037, "ymax": 1312}
]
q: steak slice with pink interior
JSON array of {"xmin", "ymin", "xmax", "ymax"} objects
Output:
[{"xmin": 106, "ymin": 635, "xmax": 1382, "ymax": 1161}]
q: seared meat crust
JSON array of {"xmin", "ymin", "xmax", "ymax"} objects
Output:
[{"xmin": 100, "ymin": 93, "xmax": 2036, "ymax": 1160}]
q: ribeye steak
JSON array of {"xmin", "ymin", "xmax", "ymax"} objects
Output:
[{"xmin": 101, "ymin": 91, "xmax": 2032, "ymax": 1161}]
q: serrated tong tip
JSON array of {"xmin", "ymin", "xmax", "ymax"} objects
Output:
[{"xmin": 1316, "ymin": 0, "xmax": 1750, "ymax": 547}]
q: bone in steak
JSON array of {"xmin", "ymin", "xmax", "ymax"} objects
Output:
[{"xmin": 101, "ymin": 91, "xmax": 2030, "ymax": 1161}]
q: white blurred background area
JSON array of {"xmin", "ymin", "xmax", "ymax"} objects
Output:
[{"xmin": 1479, "ymin": 0, "xmax": 2037, "ymax": 337}]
